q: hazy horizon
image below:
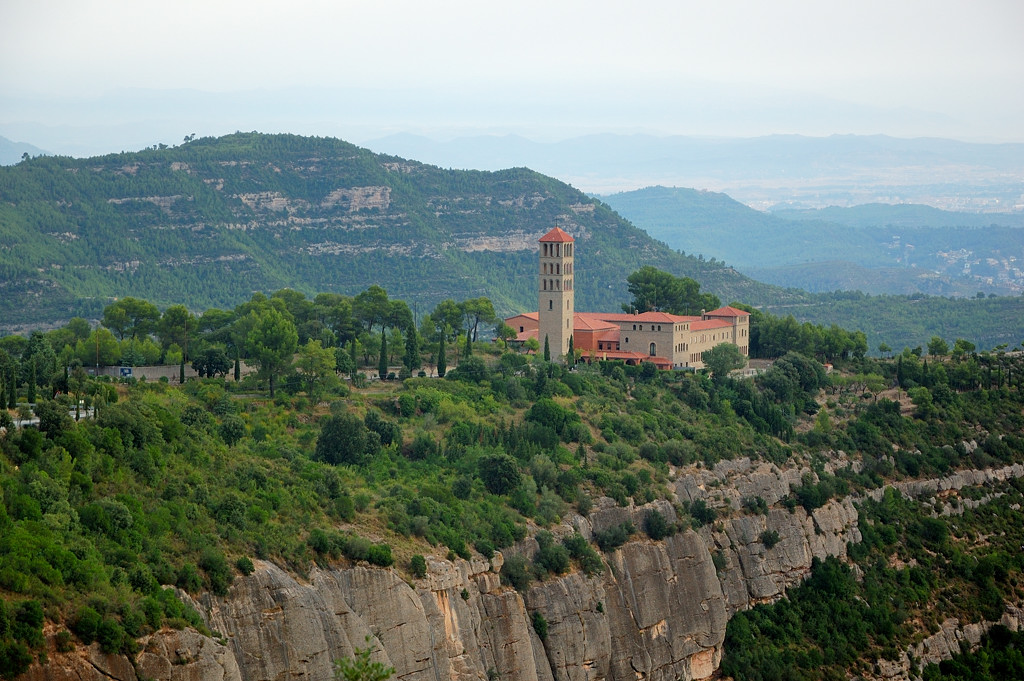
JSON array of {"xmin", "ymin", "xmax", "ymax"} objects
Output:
[{"xmin": 2, "ymin": 0, "xmax": 1022, "ymax": 157}]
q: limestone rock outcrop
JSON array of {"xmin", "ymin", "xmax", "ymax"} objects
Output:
[{"xmin": 20, "ymin": 463, "xmax": 1024, "ymax": 681}]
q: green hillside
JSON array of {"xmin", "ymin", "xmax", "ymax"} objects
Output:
[{"xmin": 0, "ymin": 134, "xmax": 789, "ymax": 333}]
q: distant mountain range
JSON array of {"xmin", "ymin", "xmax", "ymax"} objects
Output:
[
  {"xmin": 0, "ymin": 135, "xmax": 48, "ymax": 166},
  {"xmin": 600, "ymin": 186, "xmax": 1024, "ymax": 297},
  {"xmin": 367, "ymin": 133, "xmax": 1024, "ymax": 211}
]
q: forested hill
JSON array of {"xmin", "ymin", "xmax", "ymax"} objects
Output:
[{"xmin": 0, "ymin": 133, "xmax": 790, "ymax": 332}]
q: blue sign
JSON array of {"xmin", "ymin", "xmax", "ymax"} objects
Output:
[{"xmin": 119, "ymin": 367, "xmax": 133, "ymax": 378}]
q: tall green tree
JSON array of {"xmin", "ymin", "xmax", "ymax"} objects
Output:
[
  {"xmin": 403, "ymin": 325, "xmax": 420, "ymax": 373},
  {"xmin": 623, "ymin": 266, "xmax": 720, "ymax": 316},
  {"xmin": 461, "ymin": 297, "xmax": 496, "ymax": 342},
  {"xmin": 378, "ymin": 331, "xmax": 388, "ymax": 379},
  {"xmin": 703, "ymin": 342, "xmax": 746, "ymax": 380},
  {"xmin": 298, "ymin": 340, "xmax": 337, "ymax": 402},
  {"xmin": 354, "ymin": 285, "xmax": 390, "ymax": 335},
  {"xmin": 158, "ymin": 305, "xmax": 197, "ymax": 357},
  {"xmin": 245, "ymin": 308, "xmax": 298, "ymax": 397},
  {"xmin": 429, "ymin": 300, "xmax": 463, "ymax": 342},
  {"xmin": 437, "ymin": 335, "xmax": 447, "ymax": 378},
  {"xmin": 102, "ymin": 297, "xmax": 160, "ymax": 341},
  {"xmin": 928, "ymin": 336, "xmax": 950, "ymax": 357}
]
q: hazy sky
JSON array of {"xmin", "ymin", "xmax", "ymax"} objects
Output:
[{"xmin": 2, "ymin": 0, "xmax": 1023, "ymax": 147}]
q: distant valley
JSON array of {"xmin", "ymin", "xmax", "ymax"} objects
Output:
[{"xmin": 601, "ymin": 186, "xmax": 1024, "ymax": 297}]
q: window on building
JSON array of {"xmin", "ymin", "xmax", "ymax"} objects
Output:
[
  {"xmin": 519, "ymin": 326, "xmax": 524, "ymax": 333},
  {"xmin": 649, "ymin": 343, "xmax": 656, "ymax": 356}
]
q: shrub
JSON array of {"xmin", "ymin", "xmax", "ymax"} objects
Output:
[
  {"xmin": 176, "ymin": 564, "xmax": 202, "ymax": 593},
  {"xmin": 96, "ymin": 618, "xmax": 125, "ymax": 654},
  {"xmin": 562, "ymin": 533, "xmax": 603, "ymax": 575},
  {"xmin": 689, "ymin": 500, "xmax": 717, "ymax": 527},
  {"xmin": 531, "ymin": 611, "xmax": 548, "ymax": 640},
  {"xmin": 315, "ymin": 413, "xmax": 380, "ymax": 466},
  {"xmin": 534, "ymin": 531, "xmax": 570, "ymax": 576},
  {"xmin": 410, "ymin": 554, "xmax": 427, "ymax": 579},
  {"xmin": 759, "ymin": 530, "xmax": 780, "ymax": 549},
  {"xmin": 644, "ymin": 509, "xmax": 674, "ymax": 540},
  {"xmin": 479, "ymin": 453, "xmax": 522, "ymax": 495},
  {"xmin": 594, "ymin": 522, "xmax": 635, "ymax": 552},
  {"xmin": 199, "ymin": 550, "xmax": 234, "ymax": 596},
  {"xmin": 500, "ymin": 554, "xmax": 533, "ymax": 591},
  {"xmin": 365, "ymin": 544, "xmax": 394, "ymax": 567},
  {"xmin": 235, "ymin": 557, "xmax": 255, "ymax": 576}
]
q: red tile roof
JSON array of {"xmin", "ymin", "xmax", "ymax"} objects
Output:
[
  {"xmin": 595, "ymin": 311, "xmax": 697, "ymax": 324},
  {"xmin": 539, "ymin": 227, "xmax": 574, "ymax": 243},
  {"xmin": 574, "ymin": 312, "xmax": 618, "ymax": 331},
  {"xmin": 705, "ymin": 305, "xmax": 750, "ymax": 317},
  {"xmin": 690, "ymin": 319, "xmax": 732, "ymax": 331}
]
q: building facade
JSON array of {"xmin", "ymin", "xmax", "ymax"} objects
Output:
[{"xmin": 508, "ymin": 227, "xmax": 750, "ymax": 369}]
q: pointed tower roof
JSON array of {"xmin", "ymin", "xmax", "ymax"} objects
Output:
[{"xmin": 539, "ymin": 227, "xmax": 574, "ymax": 243}]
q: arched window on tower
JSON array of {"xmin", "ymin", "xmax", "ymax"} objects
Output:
[
  {"xmin": 649, "ymin": 343, "xmax": 656, "ymax": 356},
  {"xmin": 548, "ymin": 300, "xmax": 553, "ymax": 310}
]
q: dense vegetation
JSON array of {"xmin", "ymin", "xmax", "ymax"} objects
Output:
[
  {"xmin": 721, "ymin": 481, "xmax": 1024, "ymax": 681},
  {"xmin": 1, "ymin": 284, "xmax": 1023, "ymax": 677}
]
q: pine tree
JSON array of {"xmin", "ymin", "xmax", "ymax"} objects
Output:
[
  {"xmin": 464, "ymin": 330, "xmax": 472, "ymax": 358},
  {"xmin": 543, "ymin": 335, "xmax": 551, "ymax": 362},
  {"xmin": 437, "ymin": 335, "xmax": 447, "ymax": 378},
  {"xmin": 378, "ymin": 330, "xmax": 388, "ymax": 379}
]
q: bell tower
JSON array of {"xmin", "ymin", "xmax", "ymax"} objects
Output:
[{"xmin": 538, "ymin": 227, "xmax": 575, "ymax": 360}]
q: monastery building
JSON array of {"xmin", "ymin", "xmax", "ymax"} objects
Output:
[{"xmin": 506, "ymin": 227, "xmax": 750, "ymax": 370}]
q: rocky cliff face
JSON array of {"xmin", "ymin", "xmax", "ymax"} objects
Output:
[{"xmin": 23, "ymin": 459, "xmax": 1024, "ymax": 681}]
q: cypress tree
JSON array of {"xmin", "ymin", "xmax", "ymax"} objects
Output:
[
  {"xmin": 8, "ymin": 366, "xmax": 16, "ymax": 408},
  {"xmin": 404, "ymin": 325, "xmax": 420, "ymax": 372},
  {"xmin": 27, "ymin": 362, "xmax": 36, "ymax": 403},
  {"xmin": 543, "ymin": 335, "xmax": 551, "ymax": 362},
  {"xmin": 568, "ymin": 335, "xmax": 575, "ymax": 367},
  {"xmin": 234, "ymin": 354, "xmax": 241, "ymax": 381},
  {"xmin": 349, "ymin": 340, "xmax": 358, "ymax": 378},
  {"xmin": 379, "ymin": 330, "xmax": 388, "ymax": 379},
  {"xmin": 438, "ymin": 335, "xmax": 447, "ymax": 378},
  {"xmin": 180, "ymin": 356, "xmax": 186, "ymax": 384}
]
